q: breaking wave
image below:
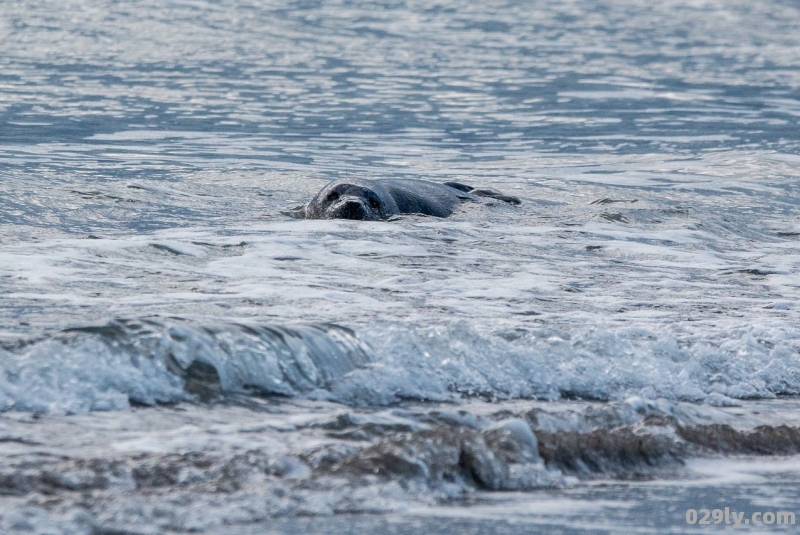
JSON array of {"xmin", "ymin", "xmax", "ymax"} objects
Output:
[
  {"xmin": 0, "ymin": 319, "xmax": 370, "ymax": 413},
  {"xmin": 2, "ymin": 318, "xmax": 800, "ymax": 414}
]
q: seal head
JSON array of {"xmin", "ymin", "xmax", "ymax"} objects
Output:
[{"xmin": 304, "ymin": 180, "xmax": 401, "ymax": 221}]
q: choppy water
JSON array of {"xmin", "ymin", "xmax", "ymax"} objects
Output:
[{"xmin": 2, "ymin": 0, "xmax": 800, "ymax": 533}]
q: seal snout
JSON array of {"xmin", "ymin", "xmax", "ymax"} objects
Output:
[{"xmin": 330, "ymin": 197, "xmax": 370, "ymax": 220}]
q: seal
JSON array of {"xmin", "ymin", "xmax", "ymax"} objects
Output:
[{"xmin": 300, "ymin": 179, "xmax": 520, "ymax": 220}]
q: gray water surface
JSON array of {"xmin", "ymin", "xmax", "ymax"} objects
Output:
[{"xmin": 2, "ymin": 1, "xmax": 800, "ymax": 533}]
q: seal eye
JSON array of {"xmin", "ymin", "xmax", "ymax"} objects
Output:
[
  {"xmin": 326, "ymin": 191, "xmax": 340, "ymax": 203},
  {"xmin": 368, "ymin": 198, "xmax": 380, "ymax": 210}
]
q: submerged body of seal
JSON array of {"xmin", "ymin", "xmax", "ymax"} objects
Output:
[{"xmin": 301, "ymin": 178, "xmax": 520, "ymax": 220}]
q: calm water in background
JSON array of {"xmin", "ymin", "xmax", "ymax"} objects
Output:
[{"xmin": 2, "ymin": 1, "xmax": 800, "ymax": 533}]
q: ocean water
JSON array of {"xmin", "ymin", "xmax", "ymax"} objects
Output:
[{"xmin": 2, "ymin": 0, "xmax": 800, "ymax": 533}]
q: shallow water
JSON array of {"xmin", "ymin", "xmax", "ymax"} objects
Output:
[{"xmin": 2, "ymin": 0, "xmax": 800, "ymax": 533}]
